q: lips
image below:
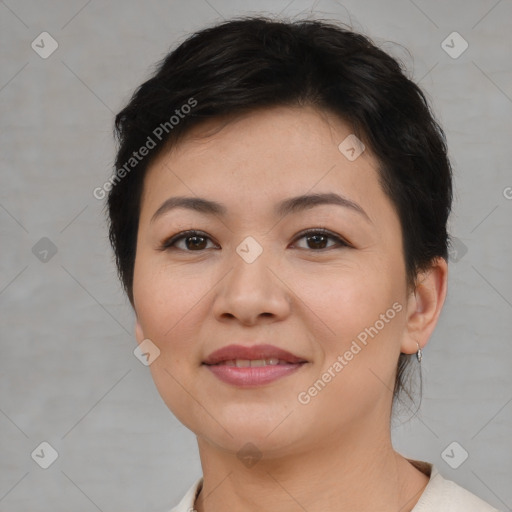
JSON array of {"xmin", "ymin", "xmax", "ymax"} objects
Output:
[
  {"xmin": 203, "ymin": 344, "xmax": 308, "ymax": 387},
  {"xmin": 203, "ymin": 344, "xmax": 307, "ymax": 366}
]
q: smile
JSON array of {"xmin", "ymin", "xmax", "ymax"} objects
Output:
[
  {"xmin": 203, "ymin": 344, "xmax": 308, "ymax": 387},
  {"xmin": 204, "ymin": 362, "xmax": 306, "ymax": 387},
  {"xmin": 213, "ymin": 358, "xmax": 293, "ymax": 367}
]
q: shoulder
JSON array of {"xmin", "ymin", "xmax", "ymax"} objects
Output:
[
  {"xmin": 169, "ymin": 467, "xmax": 502, "ymax": 512},
  {"xmin": 169, "ymin": 477, "xmax": 203, "ymax": 512},
  {"xmin": 412, "ymin": 463, "xmax": 501, "ymax": 512}
]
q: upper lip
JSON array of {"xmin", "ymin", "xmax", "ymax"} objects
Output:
[{"xmin": 203, "ymin": 344, "xmax": 307, "ymax": 365}]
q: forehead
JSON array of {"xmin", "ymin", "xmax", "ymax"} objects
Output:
[{"xmin": 140, "ymin": 106, "xmax": 383, "ymax": 214}]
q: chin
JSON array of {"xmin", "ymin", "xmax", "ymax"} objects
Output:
[
  {"xmin": 197, "ymin": 411, "xmax": 313, "ymax": 455},
  {"xmin": 199, "ymin": 429, "xmax": 303, "ymax": 460}
]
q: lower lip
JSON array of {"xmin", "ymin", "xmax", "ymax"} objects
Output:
[{"xmin": 204, "ymin": 363, "xmax": 305, "ymax": 387}]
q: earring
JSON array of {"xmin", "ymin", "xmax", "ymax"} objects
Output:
[{"xmin": 416, "ymin": 341, "xmax": 422, "ymax": 363}]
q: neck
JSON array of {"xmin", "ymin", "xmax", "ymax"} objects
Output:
[{"xmin": 193, "ymin": 422, "xmax": 429, "ymax": 512}]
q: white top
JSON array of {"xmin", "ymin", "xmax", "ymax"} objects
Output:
[{"xmin": 169, "ymin": 459, "xmax": 501, "ymax": 511}]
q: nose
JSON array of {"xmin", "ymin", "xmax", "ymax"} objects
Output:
[{"xmin": 212, "ymin": 246, "xmax": 292, "ymax": 326}]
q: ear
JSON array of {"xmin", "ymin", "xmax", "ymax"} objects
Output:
[
  {"xmin": 135, "ymin": 317, "xmax": 145, "ymax": 345},
  {"xmin": 401, "ymin": 257, "xmax": 448, "ymax": 355}
]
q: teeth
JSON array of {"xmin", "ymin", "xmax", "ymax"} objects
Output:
[{"xmin": 221, "ymin": 358, "xmax": 286, "ymax": 367}]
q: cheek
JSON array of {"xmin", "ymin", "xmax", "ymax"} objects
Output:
[
  {"xmin": 296, "ymin": 259, "xmax": 405, "ymax": 388},
  {"xmin": 133, "ymin": 258, "xmax": 208, "ymax": 356},
  {"xmin": 133, "ymin": 261, "xmax": 212, "ymax": 427},
  {"xmin": 295, "ymin": 258, "xmax": 401, "ymax": 334}
]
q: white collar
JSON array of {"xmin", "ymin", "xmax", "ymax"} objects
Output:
[{"xmin": 170, "ymin": 459, "xmax": 499, "ymax": 511}]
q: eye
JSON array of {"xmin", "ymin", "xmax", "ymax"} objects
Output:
[
  {"xmin": 291, "ymin": 228, "xmax": 350, "ymax": 250},
  {"xmin": 160, "ymin": 230, "xmax": 218, "ymax": 251},
  {"xmin": 160, "ymin": 228, "xmax": 350, "ymax": 252}
]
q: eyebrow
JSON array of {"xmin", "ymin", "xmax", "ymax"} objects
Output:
[{"xmin": 150, "ymin": 192, "xmax": 371, "ymax": 224}]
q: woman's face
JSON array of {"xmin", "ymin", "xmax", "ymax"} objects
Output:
[{"xmin": 133, "ymin": 106, "xmax": 422, "ymax": 457}]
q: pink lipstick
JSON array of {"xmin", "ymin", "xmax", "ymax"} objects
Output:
[{"xmin": 203, "ymin": 344, "xmax": 307, "ymax": 387}]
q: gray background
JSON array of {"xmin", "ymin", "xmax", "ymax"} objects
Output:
[{"xmin": 1, "ymin": 0, "xmax": 511, "ymax": 511}]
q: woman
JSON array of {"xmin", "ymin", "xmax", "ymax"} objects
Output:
[{"xmin": 106, "ymin": 17, "xmax": 500, "ymax": 512}]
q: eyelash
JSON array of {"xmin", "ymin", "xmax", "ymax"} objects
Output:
[{"xmin": 159, "ymin": 228, "xmax": 351, "ymax": 252}]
